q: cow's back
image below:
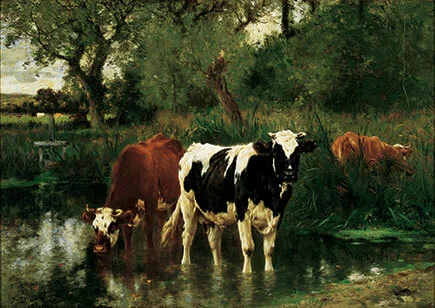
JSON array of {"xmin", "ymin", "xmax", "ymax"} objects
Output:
[
  {"xmin": 143, "ymin": 134, "xmax": 185, "ymax": 204},
  {"xmin": 332, "ymin": 131, "xmax": 362, "ymax": 163},
  {"xmin": 105, "ymin": 133, "xmax": 185, "ymax": 211}
]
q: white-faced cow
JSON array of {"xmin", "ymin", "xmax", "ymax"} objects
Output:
[
  {"xmin": 162, "ymin": 130, "xmax": 317, "ymax": 273},
  {"xmin": 82, "ymin": 133, "xmax": 185, "ymax": 257}
]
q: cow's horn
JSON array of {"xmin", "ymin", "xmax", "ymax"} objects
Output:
[
  {"xmin": 86, "ymin": 204, "xmax": 95, "ymax": 213},
  {"xmin": 112, "ymin": 209, "xmax": 123, "ymax": 217}
]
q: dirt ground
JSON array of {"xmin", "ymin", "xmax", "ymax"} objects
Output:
[{"xmin": 295, "ymin": 266, "xmax": 434, "ymax": 307}]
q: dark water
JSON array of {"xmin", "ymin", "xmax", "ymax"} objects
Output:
[{"xmin": 1, "ymin": 184, "xmax": 433, "ymax": 307}]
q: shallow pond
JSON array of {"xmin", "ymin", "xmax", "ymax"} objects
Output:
[{"xmin": 1, "ymin": 184, "xmax": 433, "ymax": 307}]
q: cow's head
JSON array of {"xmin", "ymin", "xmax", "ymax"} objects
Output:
[
  {"xmin": 256, "ymin": 130, "xmax": 317, "ymax": 183},
  {"xmin": 81, "ymin": 201, "xmax": 142, "ymax": 254},
  {"xmin": 392, "ymin": 144, "xmax": 413, "ymax": 159}
]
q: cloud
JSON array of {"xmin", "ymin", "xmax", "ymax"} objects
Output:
[{"xmin": 1, "ymin": 40, "xmax": 65, "ymax": 94}]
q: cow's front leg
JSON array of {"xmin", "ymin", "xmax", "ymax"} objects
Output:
[
  {"xmin": 144, "ymin": 201, "xmax": 157, "ymax": 255},
  {"xmin": 263, "ymin": 229, "xmax": 277, "ymax": 271},
  {"xmin": 237, "ymin": 218, "xmax": 254, "ymax": 273},
  {"xmin": 122, "ymin": 225, "xmax": 133, "ymax": 260},
  {"xmin": 207, "ymin": 225, "xmax": 224, "ymax": 266}
]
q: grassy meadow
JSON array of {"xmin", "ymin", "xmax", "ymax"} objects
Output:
[{"xmin": 1, "ymin": 105, "xmax": 433, "ymax": 234}]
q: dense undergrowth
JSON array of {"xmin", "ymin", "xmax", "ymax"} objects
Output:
[{"xmin": 1, "ymin": 106, "xmax": 433, "ymax": 233}]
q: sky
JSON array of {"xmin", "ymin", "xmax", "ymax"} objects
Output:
[{"xmin": 1, "ymin": 40, "xmax": 66, "ymax": 95}]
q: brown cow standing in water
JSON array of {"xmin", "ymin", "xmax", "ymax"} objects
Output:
[
  {"xmin": 331, "ymin": 131, "xmax": 414, "ymax": 175},
  {"xmin": 82, "ymin": 133, "xmax": 185, "ymax": 258}
]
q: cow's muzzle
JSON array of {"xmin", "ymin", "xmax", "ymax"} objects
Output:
[
  {"xmin": 93, "ymin": 244, "xmax": 109, "ymax": 254},
  {"xmin": 283, "ymin": 170, "xmax": 298, "ymax": 182}
]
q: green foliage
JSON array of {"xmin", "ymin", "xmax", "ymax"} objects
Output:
[
  {"xmin": 241, "ymin": 1, "xmax": 433, "ymax": 112},
  {"xmin": 35, "ymin": 88, "xmax": 63, "ymax": 114},
  {"xmin": 121, "ymin": 13, "xmax": 253, "ymax": 114},
  {"xmin": 107, "ymin": 67, "xmax": 157, "ymax": 125},
  {"xmin": 184, "ymin": 106, "xmax": 267, "ymax": 145}
]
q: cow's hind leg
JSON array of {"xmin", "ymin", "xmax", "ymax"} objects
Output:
[
  {"xmin": 180, "ymin": 193, "xmax": 197, "ymax": 265},
  {"xmin": 237, "ymin": 218, "xmax": 254, "ymax": 273},
  {"xmin": 207, "ymin": 225, "xmax": 224, "ymax": 266}
]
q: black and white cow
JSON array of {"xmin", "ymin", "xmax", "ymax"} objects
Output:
[{"xmin": 161, "ymin": 130, "xmax": 317, "ymax": 273}]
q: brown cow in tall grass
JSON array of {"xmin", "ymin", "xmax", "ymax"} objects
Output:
[
  {"xmin": 82, "ymin": 133, "xmax": 185, "ymax": 258},
  {"xmin": 331, "ymin": 131, "xmax": 414, "ymax": 175}
]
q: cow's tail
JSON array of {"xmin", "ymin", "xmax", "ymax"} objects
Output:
[{"xmin": 161, "ymin": 199, "xmax": 182, "ymax": 250}]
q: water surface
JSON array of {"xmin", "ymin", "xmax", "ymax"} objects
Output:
[{"xmin": 1, "ymin": 184, "xmax": 432, "ymax": 307}]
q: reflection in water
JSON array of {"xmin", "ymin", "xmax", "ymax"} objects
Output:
[
  {"xmin": 1, "ymin": 185, "xmax": 433, "ymax": 306},
  {"xmin": 2, "ymin": 212, "xmax": 92, "ymax": 306}
]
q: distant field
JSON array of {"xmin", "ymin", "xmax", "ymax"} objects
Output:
[
  {"xmin": 1, "ymin": 93, "xmax": 35, "ymax": 113},
  {"xmin": 1, "ymin": 93, "xmax": 34, "ymax": 105}
]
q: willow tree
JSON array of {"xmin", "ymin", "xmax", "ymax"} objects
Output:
[{"xmin": 2, "ymin": 0, "xmax": 140, "ymax": 129}]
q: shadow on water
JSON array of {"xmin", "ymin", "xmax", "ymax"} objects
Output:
[{"xmin": 1, "ymin": 184, "xmax": 433, "ymax": 306}]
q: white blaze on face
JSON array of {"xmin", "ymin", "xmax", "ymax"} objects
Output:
[
  {"xmin": 270, "ymin": 130, "xmax": 301, "ymax": 160},
  {"xmin": 92, "ymin": 207, "xmax": 120, "ymax": 247}
]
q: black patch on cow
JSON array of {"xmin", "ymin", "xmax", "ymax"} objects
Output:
[
  {"xmin": 184, "ymin": 149, "xmax": 236, "ymax": 215},
  {"xmin": 184, "ymin": 161, "xmax": 203, "ymax": 193}
]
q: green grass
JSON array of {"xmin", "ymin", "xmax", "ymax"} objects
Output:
[{"xmin": 1, "ymin": 105, "xmax": 433, "ymax": 232}]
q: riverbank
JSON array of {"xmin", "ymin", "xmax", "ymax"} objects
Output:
[{"xmin": 293, "ymin": 265, "xmax": 434, "ymax": 307}]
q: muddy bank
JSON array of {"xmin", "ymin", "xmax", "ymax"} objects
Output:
[{"xmin": 294, "ymin": 266, "xmax": 434, "ymax": 307}]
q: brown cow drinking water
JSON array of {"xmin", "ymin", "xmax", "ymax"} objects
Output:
[{"xmin": 82, "ymin": 133, "xmax": 185, "ymax": 257}]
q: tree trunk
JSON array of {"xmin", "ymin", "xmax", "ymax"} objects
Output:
[
  {"xmin": 70, "ymin": 61, "xmax": 105, "ymax": 130},
  {"xmin": 281, "ymin": 0, "xmax": 295, "ymax": 39},
  {"xmin": 206, "ymin": 51, "xmax": 244, "ymax": 126},
  {"xmin": 77, "ymin": 74, "xmax": 105, "ymax": 130}
]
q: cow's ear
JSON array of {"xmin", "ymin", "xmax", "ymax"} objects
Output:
[
  {"xmin": 299, "ymin": 140, "xmax": 317, "ymax": 153},
  {"xmin": 82, "ymin": 205, "xmax": 96, "ymax": 224},
  {"xmin": 112, "ymin": 210, "xmax": 135, "ymax": 225},
  {"xmin": 267, "ymin": 132, "xmax": 276, "ymax": 140},
  {"xmin": 296, "ymin": 132, "xmax": 307, "ymax": 139},
  {"xmin": 253, "ymin": 140, "xmax": 272, "ymax": 154}
]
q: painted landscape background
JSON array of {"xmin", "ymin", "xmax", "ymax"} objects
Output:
[{"xmin": 1, "ymin": 0, "xmax": 434, "ymax": 306}]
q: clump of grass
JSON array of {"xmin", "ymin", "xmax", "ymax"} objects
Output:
[
  {"xmin": 1, "ymin": 129, "xmax": 43, "ymax": 180},
  {"xmin": 281, "ymin": 110, "xmax": 434, "ymax": 234},
  {"xmin": 183, "ymin": 107, "xmax": 271, "ymax": 146}
]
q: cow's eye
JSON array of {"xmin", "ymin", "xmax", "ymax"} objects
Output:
[{"xmin": 108, "ymin": 223, "xmax": 117, "ymax": 233}]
